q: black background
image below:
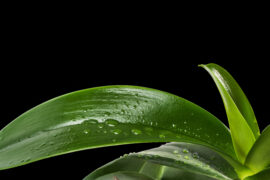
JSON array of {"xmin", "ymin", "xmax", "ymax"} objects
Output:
[{"xmin": 0, "ymin": 6, "xmax": 269, "ymax": 179}]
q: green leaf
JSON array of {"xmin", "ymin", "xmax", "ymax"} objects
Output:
[
  {"xmin": 244, "ymin": 168, "xmax": 270, "ymax": 180},
  {"xmin": 200, "ymin": 63, "xmax": 260, "ymax": 163},
  {"xmin": 85, "ymin": 142, "xmax": 248, "ymax": 180},
  {"xmin": 85, "ymin": 157, "xmax": 218, "ymax": 180},
  {"xmin": 245, "ymin": 125, "xmax": 270, "ymax": 172},
  {"xmin": 0, "ymin": 86, "xmax": 235, "ymax": 170},
  {"xmin": 94, "ymin": 171, "xmax": 154, "ymax": 180}
]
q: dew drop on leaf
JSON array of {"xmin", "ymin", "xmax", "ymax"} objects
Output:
[
  {"xmin": 98, "ymin": 124, "xmax": 104, "ymax": 129},
  {"xmin": 192, "ymin": 153, "xmax": 199, "ymax": 159},
  {"xmin": 131, "ymin": 129, "xmax": 142, "ymax": 135},
  {"xmin": 120, "ymin": 109, "xmax": 125, "ymax": 114},
  {"xmin": 111, "ymin": 129, "xmax": 122, "ymax": 135},
  {"xmin": 105, "ymin": 119, "xmax": 119, "ymax": 127},
  {"xmin": 83, "ymin": 129, "xmax": 89, "ymax": 134},
  {"xmin": 184, "ymin": 155, "xmax": 189, "ymax": 160},
  {"xmin": 176, "ymin": 154, "xmax": 182, "ymax": 158},
  {"xmin": 182, "ymin": 149, "xmax": 189, "ymax": 153},
  {"xmin": 87, "ymin": 119, "xmax": 98, "ymax": 124},
  {"xmin": 159, "ymin": 134, "xmax": 166, "ymax": 138}
]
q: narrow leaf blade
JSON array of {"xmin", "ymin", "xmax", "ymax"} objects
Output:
[
  {"xmin": 200, "ymin": 63, "xmax": 259, "ymax": 163},
  {"xmin": 245, "ymin": 125, "xmax": 270, "ymax": 172},
  {"xmin": 0, "ymin": 86, "xmax": 235, "ymax": 170}
]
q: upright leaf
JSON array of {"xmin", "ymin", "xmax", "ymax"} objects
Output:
[
  {"xmin": 85, "ymin": 142, "xmax": 248, "ymax": 180},
  {"xmin": 245, "ymin": 125, "xmax": 270, "ymax": 172},
  {"xmin": 200, "ymin": 63, "xmax": 260, "ymax": 163},
  {"xmin": 0, "ymin": 86, "xmax": 235, "ymax": 170}
]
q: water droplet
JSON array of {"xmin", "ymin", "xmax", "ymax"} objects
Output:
[
  {"xmin": 216, "ymin": 133, "xmax": 219, "ymax": 136},
  {"xmin": 182, "ymin": 149, "xmax": 189, "ymax": 153},
  {"xmin": 173, "ymin": 150, "xmax": 179, "ymax": 154},
  {"xmin": 184, "ymin": 121, "xmax": 187, "ymax": 124},
  {"xmin": 83, "ymin": 129, "xmax": 89, "ymax": 134},
  {"xmin": 192, "ymin": 153, "xmax": 199, "ymax": 159},
  {"xmin": 120, "ymin": 109, "xmax": 125, "ymax": 114},
  {"xmin": 172, "ymin": 124, "xmax": 176, "ymax": 128},
  {"xmin": 112, "ymin": 139, "xmax": 116, "ymax": 142},
  {"xmin": 176, "ymin": 154, "xmax": 182, "ymax": 158},
  {"xmin": 103, "ymin": 130, "xmax": 107, "ymax": 134},
  {"xmin": 137, "ymin": 154, "xmax": 143, "ymax": 158},
  {"xmin": 159, "ymin": 134, "xmax": 166, "ymax": 138},
  {"xmin": 184, "ymin": 155, "xmax": 189, "ymax": 160},
  {"xmin": 111, "ymin": 129, "xmax": 122, "ymax": 135},
  {"xmin": 87, "ymin": 119, "xmax": 98, "ymax": 124},
  {"xmin": 104, "ymin": 112, "xmax": 110, "ymax": 116},
  {"xmin": 131, "ymin": 129, "xmax": 142, "ymax": 135},
  {"xmin": 98, "ymin": 124, "xmax": 104, "ymax": 128},
  {"xmin": 105, "ymin": 119, "xmax": 119, "ymax": 127},
  {"xmin": 123, "ymin": 153, "xmax": 128, "ymax": 157}
]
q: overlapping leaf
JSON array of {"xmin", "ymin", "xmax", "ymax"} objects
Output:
[
  {"xmin": 244, "ymin": 168, "xmax": 270, "ymax": 180},
  {"xmin": 245, "ymin": 125, "xmax": 270, "ymax": 172},
  {"xmin": 84, "ymin": 142, "xmax": 248, "ymax": 180}
]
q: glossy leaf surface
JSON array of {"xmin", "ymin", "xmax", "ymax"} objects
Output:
[
  {"xmin": 244, "ymin": 168, "xmax": 270, "ymax": 180},
  {"xmin": 85, "ymin": 142, "xmax": 244, "ymax": 180},
  {"xmin": 0, "ymin": 86, "xmax": 235, "ymax": 170},
  {"xmin": 245, "ymin": 125, "xmax": 270, "ymax": 172},
  {"xmin": 200, "ymin": 63, "xmax": 259, "ymax": 163}
]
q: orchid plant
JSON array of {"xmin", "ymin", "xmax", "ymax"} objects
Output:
[{"xmin": 0, "ymin": 64, "xmax": 269, "ymax": 179}]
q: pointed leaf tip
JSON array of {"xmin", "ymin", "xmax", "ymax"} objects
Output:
[{"xmin": 200, "ymin": 63, "xmax": 260, "ymax": 163}]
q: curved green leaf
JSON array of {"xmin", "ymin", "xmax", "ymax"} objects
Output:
[
  {"xmin": 245, "ymin": 125, "xmax": 270, "ymax": 172},
  {"xmin": 94, "ymin": 171, "xmax": 154, "ymax": 180},
  {"xmin": 0, "ymin": 86, "xmax": 235, "ymax": 170},
  {"xmin": 85, "ymin": 142, "xmax": 247, "ymax": 180},
  {"xmin": 200, "ymin": 63, "xmax": 260, "ymax": 163},
  {"xmin": 84, "ymin": 157, "xmax": 218, "ymax": 180},
  {"xmin": 244, "ymin": 168, "xmax": 270, "ymax": 180}
]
